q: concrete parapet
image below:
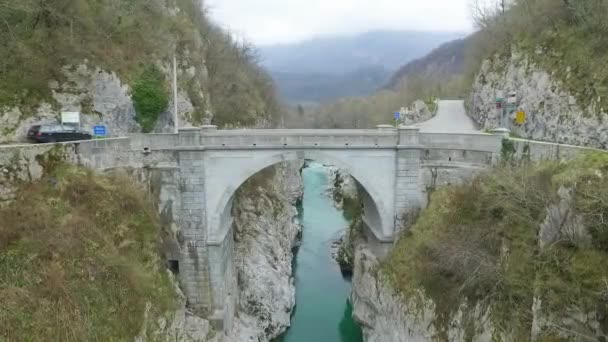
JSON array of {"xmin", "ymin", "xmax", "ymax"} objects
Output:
[
  {"xmin": 200, "ymin": 125, "xmax": 218, "ymax": 133},
  {"xmin": 492, "ymin": 128, "xmax": 511, "ymax": 138},
  {"xmin": 376, "ymin": 125, "xmax": 396, "ymax": 132},
  {"xmin": 179, "ymin": 127, "xmax": 201, "ymax": 146},
  {"xmin": 398, "ymin": 126, "xmax": 420, "ymax": 146},
  {"xmin": 509, "ymin": 138, "xmax": 605, "ymax": 161},
  {"xmin": 420, "ymin": 132, "xmax": 502, "ymax": 153}
]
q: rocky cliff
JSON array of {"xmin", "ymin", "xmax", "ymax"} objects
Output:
[
  {"xmin": 227, "ymin": 161, "xmax": 304, "ymax": 341},
  {"xmin": 351, "ymin": 154, "xmax": 608, "ymax": 342},
  {"xmin": 326, "ymin": 166, "xmax": 358, "ymax": 209},
  {"xmin": 352, "ymin": 244, "xmax": 499, "ymax": 342},
  {"xmin": 0, "ymin": 0, "xmax": 278, "ymax": 141},
  {"xmin": 0, "ymin": 64, "xmax": 203, "ymax": 142},
  {"xmin": 468, "ymin": 50, "xmax": 608, "ymax": 149}
]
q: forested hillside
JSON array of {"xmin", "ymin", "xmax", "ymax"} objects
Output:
[
  {"xmin": 0, "ymin": 0, "xmax": 278, "ymax": 140},
  {"xmin": 385, "ymin": 37, "xmax": 471, "ymax": 93},
  {"xmin": 467, "ymin": 0, "xmax": 608, "ymax": 147},
  {"xmin": 470, "ymin": 0, "xmax": 608, "ymax": 108}
]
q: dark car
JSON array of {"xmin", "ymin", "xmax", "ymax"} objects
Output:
[{"xmin": 27, "ymin": 124, "xmax": 92, "ymax": 143}]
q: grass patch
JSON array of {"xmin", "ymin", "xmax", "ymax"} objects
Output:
[
  {"xmin": 383, "ymin": 152, "xmax": 608, "ymax": 339},
  {"xmin": 0, "ymin": 165, "xmax": 176, "ymax": 341}
]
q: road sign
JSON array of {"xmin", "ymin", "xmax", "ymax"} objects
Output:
[
  {"xmin": 61, "ymin": 112, "xmax": 80, "ymax": 124},
  {"xmin": 394, "ymin": 112, "xmax": 400, "ymax": 120},
  {"xmin": 94, "ymin": 125, "xmax": 107, "ymax": 137},
  {"xmin": 516, "ymin": 111, "xmax": 526, "ymax": 125}
]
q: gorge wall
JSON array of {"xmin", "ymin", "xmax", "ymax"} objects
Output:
[
  {"xmin": 228, "ymin": 161, "xmax": 304, "ymax": 341},
  {"xmin": 350, "ymin": 152, "xmax": 608, "ymax": 342}
]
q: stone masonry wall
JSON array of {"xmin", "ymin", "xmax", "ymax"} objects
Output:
[
  {"xmin": 394, "ymin": 149, "xmax": 423, "ymax": 231},
  {"xmin": 176, "ymin": 151, "xmax": 213, "ymax": 317}
]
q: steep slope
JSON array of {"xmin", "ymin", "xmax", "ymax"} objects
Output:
[
  {"xmin": 466, "ymin": 0, "xmax": 608, "ymax": 148},
  {"xmin": 0, "ymin": 165, "xmax": 178, "ymax": 340},
  {"xmin": 0, "ymin": 0, "xmax": 279, "ymax": 141},
  {"xmin": 354, "ymin": 154, "xmax": 608, "ymax": 341},
  {"xmin": 228, "ymin": 162, "xmax": 304, "ymax": 341},
  {"xmin": 385, "ymin": 37, "xmax": 472, "ymax": 91},
  {"xmin": 469, "ymin": 50, "xmax": 608, "ymax": 148}
]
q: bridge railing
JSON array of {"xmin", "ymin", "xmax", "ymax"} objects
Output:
[
  {"xmin": 199, "ymin": 129, "xmax": 399, "ymax": 147},
  {"xmin": 420, "ymin": 132, "xmax": 502, "ymax": 153},
  {"xmin": 129, "ymin": 133, "xmax": 179, "ymax": 150},
  {"xmin": 127, "ymin": 127, "xmax": 503, "ymax": 152}
]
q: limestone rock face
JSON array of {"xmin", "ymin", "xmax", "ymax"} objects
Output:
[
  {"xmin": 227, "ymin": 161, "xmax": 304, "ymax": 341},
  {"xmin": 468, "ymin": 50, "xmax": 608, "ymax": 148},
  {"xmin": 326, "ymin": 166, "xmax": 358, "ymax": 209},
  {"xmin": 0, "ymin": 64, "xmax": 204, "ymax": 142},
  {"xmin": 137, "ymin": 273, "xmax": 221, "ymax": 342},
  {"xmin": 351, "ymin": 244, "xmax": 499, "ymax": 342},
  {"xmin": 402, "ymin": 100, "xmax": 434, "ymax": 126}
]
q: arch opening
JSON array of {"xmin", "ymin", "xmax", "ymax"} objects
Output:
[
  {"xmin": 208, "ymin": 150, "xmax": 391, "ymax": 245},
  {"xmin": 200, "ymin": 149, "xmax": 397, "ymax": 329}
]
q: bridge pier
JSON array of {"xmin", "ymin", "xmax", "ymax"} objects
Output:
[
  {"xmin": 394, "ymin": 126, "xmax": 424, "ymax": 233},
  {"xmin": 175, "ymin": 148, "xmax": 237, "ymax": 333},
  {"xmin": 176, "ymin": 150, "xmax": 214, "ymax": 317}
]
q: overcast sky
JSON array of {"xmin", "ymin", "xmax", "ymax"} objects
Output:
[{"xmin": 205, "ymin": 0, "xmax": 476, "ymax": 45}]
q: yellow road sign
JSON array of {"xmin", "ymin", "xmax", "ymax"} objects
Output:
[{"xmin": 516, "ymin": 111, "xmax": 526, "ymax": 125}]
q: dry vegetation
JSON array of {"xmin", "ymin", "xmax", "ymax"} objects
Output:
[
  {"xmin": 0, "ymin": 0, "xmax": 279, "ymax": 128},
  {"xmin": 469, "ymin": 0, "xmax": 608, "ymax": 114},
  {"xmin": 384, "ymin": 152, "xmax": 608, "ymax": 340},
  {"xmin": 0, "ymin": 164, "xmax": 176, "ymax": 341},
  {"xmin": 283, "ymin": 72, "xmax": 461, "ymax": 129}
]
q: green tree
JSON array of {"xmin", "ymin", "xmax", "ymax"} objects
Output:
[{"xmin": 132, "ymin": 65, "xmax": 168, "ymax": 132}]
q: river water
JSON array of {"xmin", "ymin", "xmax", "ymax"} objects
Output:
[{"xmin": 277, "ymin": 162, "xmax": 363, "ymax": 342}]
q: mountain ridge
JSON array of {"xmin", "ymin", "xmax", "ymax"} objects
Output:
[
  {"xmin": 260, "ymin": 30, "xmax": 466, "ymax": 104},
  {"xmin": 260, "ymin": 30, "xmax": 466, "ymax": 74}
]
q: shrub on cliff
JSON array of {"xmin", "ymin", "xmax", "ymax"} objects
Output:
[
  {"xmin": 0, "ymin": 165, "xmax": 176, "ymax": 340},
  {"xmin": 0, "ymin": 0, "xmax": 279, "ymax": 128},
  {"xmin": 470, "ymin": 0, "xmax": 608, "ymax": 114},
  {"xmin": 132, "ymin": 65, "xmax": 169, "ymax": 132},
  {"xmin": 384, "ymin": 152, "xmax": 608, "ymax": 340}
]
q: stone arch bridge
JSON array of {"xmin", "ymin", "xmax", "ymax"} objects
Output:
[{"xmin": 0, "ymin": 125, "xmax": 507, "ymax": 331}]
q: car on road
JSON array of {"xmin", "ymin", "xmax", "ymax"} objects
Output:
[{"xmin": 27, "ymin": 124, "xmax": 92, "ymax": 143}]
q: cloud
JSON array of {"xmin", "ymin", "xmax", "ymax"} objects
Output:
[{"xmin": 205, "ymin": 0, "xmax": 475, "ymax": 45}]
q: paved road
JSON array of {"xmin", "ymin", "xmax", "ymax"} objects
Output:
[{"xmin": 414, "ymin": 100, "xmax": 479, "ymax": 133}]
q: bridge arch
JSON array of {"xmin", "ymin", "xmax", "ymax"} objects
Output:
[{"xmin": 203, "ymin": 149, "xmax": 397, "ymax": 245}]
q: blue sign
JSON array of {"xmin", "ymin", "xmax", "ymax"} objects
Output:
[
  {"xmin": 94, "ymin": 125, "xmax": 107, "ymax": 137},
  {"xmin": 394, "ymin": 112, "xmax": 400, "ymax": 120}
]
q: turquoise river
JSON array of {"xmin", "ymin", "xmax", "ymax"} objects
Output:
[{"xmin": 277, "ymin": 162, "xmax": 364, "ymax": 342}]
